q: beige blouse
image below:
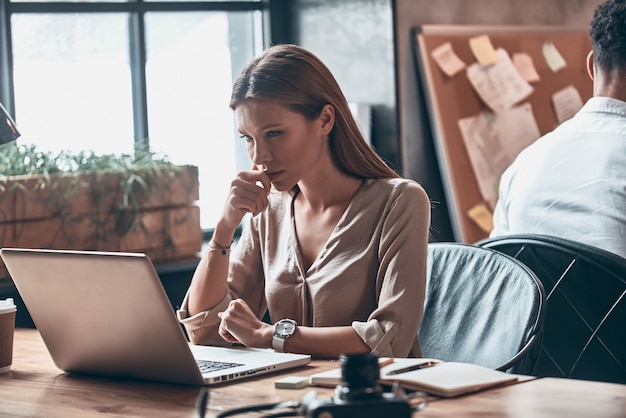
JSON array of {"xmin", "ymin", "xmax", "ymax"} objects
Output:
[{"xmin": 177, "ymin": 178, "xmax": 430, "ymax": 358}]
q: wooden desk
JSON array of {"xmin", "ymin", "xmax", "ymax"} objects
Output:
[{"xmin": 3, "ymin": 328, "xmax": 626, "ymax": 418}]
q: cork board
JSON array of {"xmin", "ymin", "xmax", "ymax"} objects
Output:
[{"xmin": 413, "ymin": 25, "xmax": 593, "ymax": 243}]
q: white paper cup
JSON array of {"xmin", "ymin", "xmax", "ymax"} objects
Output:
[{"xmin": 0, "ymin": 298, "xmax": 17, "ymax": 373}]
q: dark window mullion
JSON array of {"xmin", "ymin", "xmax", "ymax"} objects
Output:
[
  {"xmin": 128, "ymin": 11, "xmax": 149, "ymax": 154},
  {"xmin": 0, "ymin": 0, "xmax": 15, "ymax": 115}
]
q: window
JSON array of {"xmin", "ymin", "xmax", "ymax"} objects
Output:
[{"xmin": 1, "ymin": 1, "xmax": 265, "ymax": 230}]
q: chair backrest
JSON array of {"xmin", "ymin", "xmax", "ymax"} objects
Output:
[
  {"xmin": 476, "ymin": 234, "xmax": 626, "ymax": 384},
  {"xmin": 419, "ymin": 243, "xmax": 546, "ymax": 375}
]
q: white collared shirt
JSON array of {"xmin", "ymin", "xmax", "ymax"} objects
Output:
[{"xmin": 491, "ymin": 96, "xmax": 626, "ymax": 259}]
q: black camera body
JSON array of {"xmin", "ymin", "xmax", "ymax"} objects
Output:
[
  {"xmin": 301, "ymin": 353, "xmax": 412, "ymax": 418},
  {"xmin": 302, "ymin": 388, "xmax": 412, "ymax": 418}
]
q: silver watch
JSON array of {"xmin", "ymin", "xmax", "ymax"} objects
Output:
[{"xmin": 272, "ymin": 318, "xmax": 297, "ymax": 352}]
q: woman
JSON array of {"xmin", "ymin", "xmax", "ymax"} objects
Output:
[{"xmin": 177, "ymin": 44, "xmax": 431, "ymax": 359}]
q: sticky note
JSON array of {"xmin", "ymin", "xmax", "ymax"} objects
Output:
[
  {"xmin": 431, "ymin": 42, "xmax": 467, "ymax": 77},
  {"xmin": 469, "ymin": 34, "xmax": 499, "ymax": 66},
  {"xmin": 552, "ymin": 85, "xmax": 584, "ymax": 124},
  {"xmin": 542, "ymin": 41, "xmax": 567, "ymax": 73},
  {"xmin": 468, "ymin": 203, "xmax": 494, "ymax": 233},
  {"xmin": 275, "ymin": 376, "xmax": 310, "ymax": 389},
  {"xmin": 512, "ymin": 52, "xmax": 541, "ymax": 83}
]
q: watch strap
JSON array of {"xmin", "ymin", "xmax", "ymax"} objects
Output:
[{"xmin": 272, "ymin": 334, "xmax": 287, "ymax": 352}]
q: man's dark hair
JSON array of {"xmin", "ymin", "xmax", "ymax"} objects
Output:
[{"xmin": 589, "ymin": 0, "xmax": 626, "ymax": 76}]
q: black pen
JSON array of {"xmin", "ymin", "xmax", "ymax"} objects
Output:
[{"xmin": 385, "ymin": 360, "xmax": 440, "ymax": 375}]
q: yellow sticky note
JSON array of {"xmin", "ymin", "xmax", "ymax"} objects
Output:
[
  {"xmin": 468, "ymin": 203, "xmax": 494, "ymax": 233},
  {"xmin": 469, "ymin": 35, "xmax": 499, "ymax": 66}
]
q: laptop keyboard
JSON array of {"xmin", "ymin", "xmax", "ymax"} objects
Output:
[{"xmin": 196, "ymin": 359, "xmax": 245, "ymax": 374}]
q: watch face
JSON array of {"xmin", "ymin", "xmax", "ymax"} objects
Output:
[{"xmin": 276, "ymin": 320, "xmax": 296, "ymax": 337}]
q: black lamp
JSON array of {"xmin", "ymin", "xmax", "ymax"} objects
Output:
[{"xmin": 0, "ymin": 102, "xmax": 20, "ymax": 144}]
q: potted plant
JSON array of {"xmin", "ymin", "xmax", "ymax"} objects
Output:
[{"xmin": 0, "ymin": 144, "xmax": 203, "ymax": 281}]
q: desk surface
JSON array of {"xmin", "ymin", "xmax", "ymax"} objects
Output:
[{"xmin": 3, "ymin": 328, "xmax": 626, "ymax": 418}]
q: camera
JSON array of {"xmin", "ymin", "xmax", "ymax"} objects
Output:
[{"xmin": 301, "ymin": 353, "xmax": 412, "ymax": 418}]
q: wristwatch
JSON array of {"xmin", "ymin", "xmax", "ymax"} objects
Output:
[{"xmin": 272, "ymin": 319, "xmax": 297, "ymax": 352}]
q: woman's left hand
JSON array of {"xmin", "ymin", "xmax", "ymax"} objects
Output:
[{"xmin": 217, "ymin": 298, "xmax": 272, "ymax": 348}]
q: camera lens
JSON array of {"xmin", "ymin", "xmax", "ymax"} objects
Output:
[{"xmin": 340, "ymin": 353, "xmax": 380, "ymax": 390}]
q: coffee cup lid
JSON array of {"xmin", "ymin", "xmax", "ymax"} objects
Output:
[{"xmin": 0, "ymin": 298, "xmax": 16, "ymax": 314}]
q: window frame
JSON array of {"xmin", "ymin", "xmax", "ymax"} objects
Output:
[
  {"xmin": 0, "ymin": 0, "xmax": 291, "ymax": 238},
  {"xmin": 0, "ymin": 1, "xmax": 267, "ymax": 146}
]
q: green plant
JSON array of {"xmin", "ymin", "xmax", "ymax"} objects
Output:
[
  {"xmin": 0, "ymin": 144, "xmax": 193, "ymax": 236},
  {"xmin": 0, "ymin": 143, "xmax": 175, "ymax": 176}
]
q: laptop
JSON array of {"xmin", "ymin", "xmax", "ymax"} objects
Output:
[{"xmin": 0, "ymin": 247, "xmax": 311, "ymax": 386}]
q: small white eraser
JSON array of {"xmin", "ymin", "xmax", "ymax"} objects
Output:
[{"xmin": 275, "ymin": 376, "xmax": 309, "ymax": 389}]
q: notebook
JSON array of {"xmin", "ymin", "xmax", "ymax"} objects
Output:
[
  {"xmin": 0, "ymin": 247, "xmax": 311, "ymax": 386},
  {"xmin": 309, "ymin": 357, "xmax": 519, "ymax": 398}
]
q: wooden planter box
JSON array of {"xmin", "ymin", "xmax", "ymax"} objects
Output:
[{"xmin": 0, "ymin": 165, "xmax": 203, "ymax": 282}]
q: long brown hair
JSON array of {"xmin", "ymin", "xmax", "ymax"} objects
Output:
[{"xmin": 230, "ymin": 44, "xmax": 399, "ymax": 179}]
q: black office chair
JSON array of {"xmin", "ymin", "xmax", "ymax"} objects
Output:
[
  {"xmin": 476, "ymin": 234, "xmax": 626, "ymax": 384},
  {"xmin": 419, "ymin": 243, "xmax": 546, "ymax": 375}
]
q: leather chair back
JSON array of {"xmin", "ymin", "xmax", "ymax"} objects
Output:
[
  {"xmin": 476, "ymin": 234, "xmax": 626, "ymax": 383},
  {"xmin": 419, "ymin": 243, "xmax": 546, "ymax": 374}
]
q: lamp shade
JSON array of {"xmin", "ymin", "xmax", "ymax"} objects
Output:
[{"xmin": 0, "ymin": 102, "xmax": 20, "ymax": 144}]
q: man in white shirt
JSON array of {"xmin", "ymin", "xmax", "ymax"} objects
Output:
[{"xmin": 490, "ymin": 0, "xmax": 626, "ymax": 260}]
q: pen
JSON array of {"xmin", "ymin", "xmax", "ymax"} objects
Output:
[{"xmin": 385, "ymin": 360, "xmax": 439, "ymax": 375}]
